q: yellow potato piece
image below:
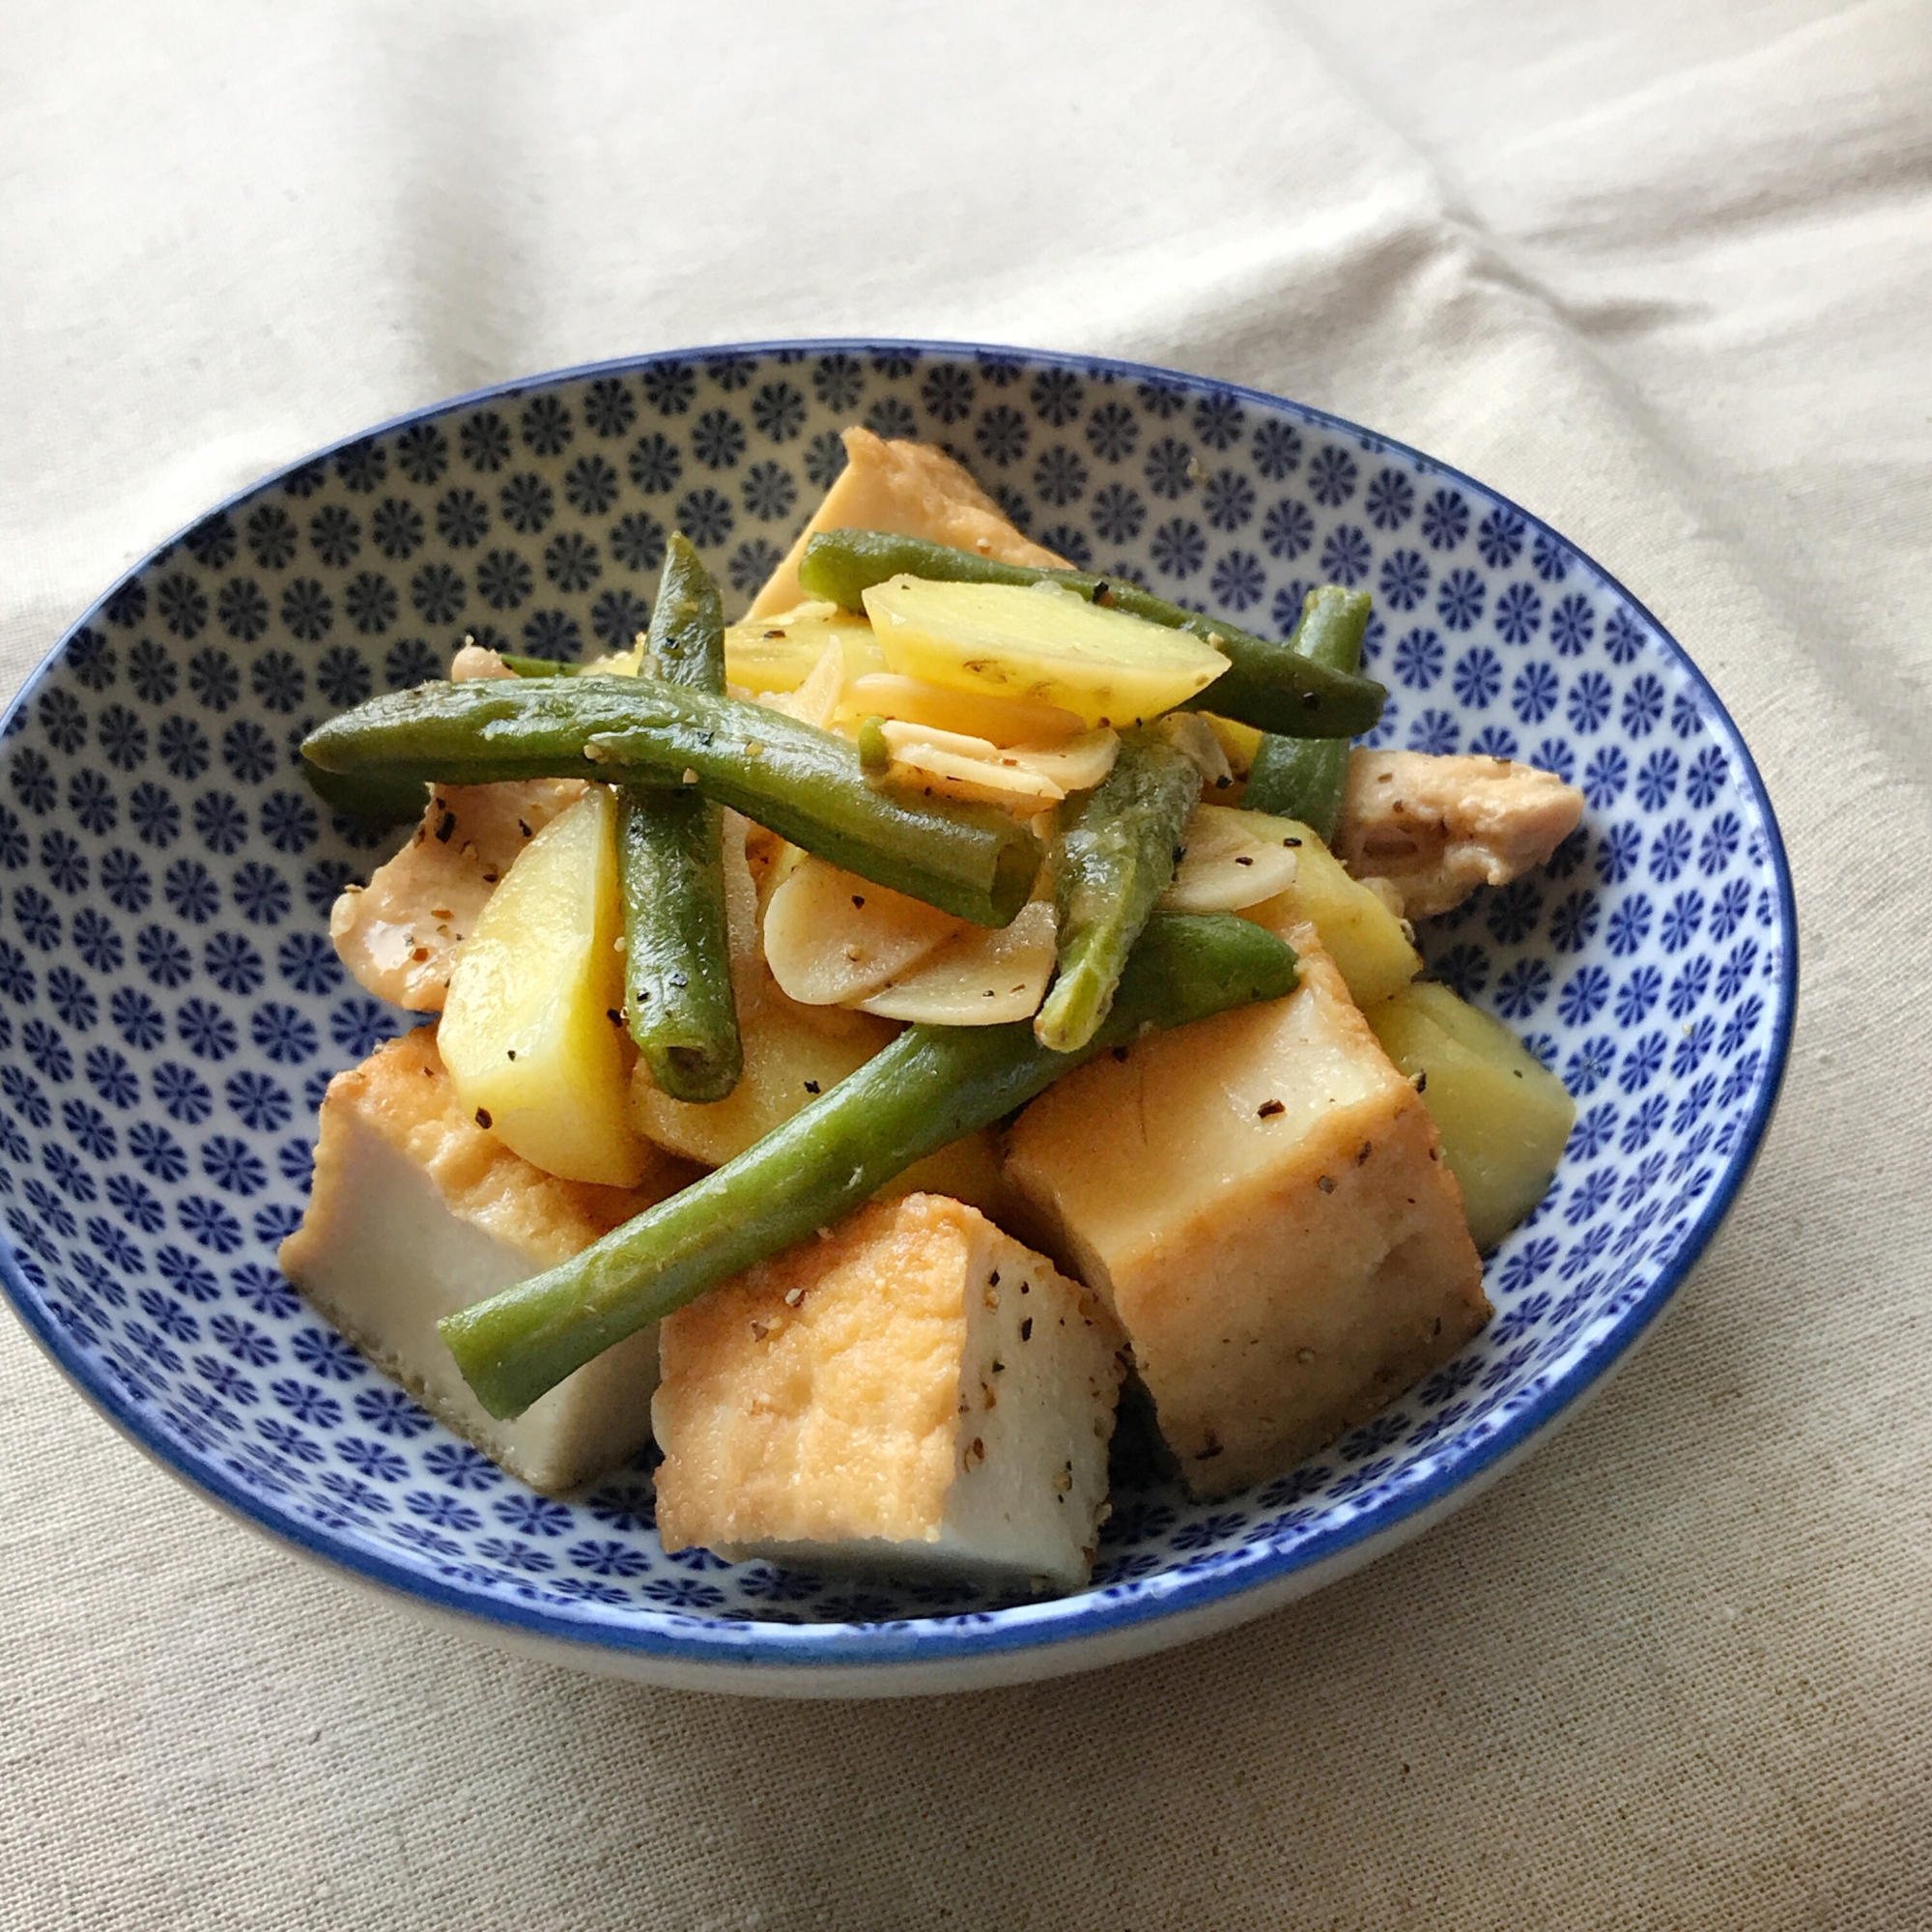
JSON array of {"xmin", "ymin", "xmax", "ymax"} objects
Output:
[
  {"xmin": 1239, "ymin": 816, "xmax": 1422, "ymax": 1009},
  {"xmin": 1204, "ymin": 712, "xmax": 1264, "ymax": 776},
  {"xmin": 723, "ymin": 603, "xmax": 884, "ymax": 695},
  {"xmin": 439, "ymin": 784, "xmax": 651, "ymax": 1188},
  {"xmin": 629, "ymin": 817, "xmax": 900, "ymax": 1167},
  {"xmin": 1366, "ymin": 981, "xmax": 1577, "ymax": 1253},
  {"xmin": 630, "ymin": 997, "xmax": 895, "ymax": 1169},
  {"xmin": 862, "ymin": 575, "xmax": 1228, "ymax": 729},
  {"xmin": 875, "ymin": 1128, "xmax": 1017, "ymax": 1225},
  {"xmin": 840, "ymin": 671, "xmax": 1086, "ymax": 747}
]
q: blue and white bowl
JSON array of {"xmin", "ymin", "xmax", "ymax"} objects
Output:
[{"xmin": 0, "ymin": 343, "xmax": 1795, "ymax": 1695}]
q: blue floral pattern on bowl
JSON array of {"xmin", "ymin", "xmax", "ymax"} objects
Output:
[{"xmin": 0, "ymin": 342, "xmax": 1795, "ymax": 1683}]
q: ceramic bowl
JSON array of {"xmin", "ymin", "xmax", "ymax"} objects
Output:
[{"xmin": 0, "ymin": 342, "xmax": 1795, "ymax": 1695}]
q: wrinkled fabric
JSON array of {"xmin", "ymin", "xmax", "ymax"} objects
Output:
[{"xmin": 3, "ymin": 2, "xmax": 1928, "ymax": 1925}]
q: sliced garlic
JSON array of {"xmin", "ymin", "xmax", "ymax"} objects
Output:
[
  {"xmin": 876, "ymin": 721, "xmax": 1119, "ymax": 811},
  {"xmin": 451, "ymin": 643, "xmax": 516, "ymax": 682},
  {"xmin": 857, "ymin": 900, "xmax": 1058, "ymax": 1024},
  {"xmin": 1200, "ymin": 712, "xmax": 1264, "ymax": 777},
  {"xmin": 762, "ymin": 856, "xmax": 966, "ymax": 1006},
  {"xmin": 760, "ymin": 640, "xmax": 847, "ymax": 730},
  {"xmin": 881, "ymin": 732, "xmax": 1066, "ymax": 809},
  {"xmin": 1158, "ymin": 804, "xmax": 1300, "ymax": 912},
  {"xmin": 724, "ymin": 603, "xmax": 883, "ymax": 695},
  {"xmin": 842, "ymin": 671, "xmax": 1086, "ymax": 748},
  {"xmin": 1158, "ymin": 711, "xmax": 1234, "ymax": 791},
  {"xmin": 879, "ymin": 720, "xmax": 1004, "ymax": 762},
  {"xmin": 1003, "ymin": 726, "xmax": 1120, "ymax": 796}
]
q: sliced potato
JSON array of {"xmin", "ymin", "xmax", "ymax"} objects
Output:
[
  {"xmin": 841, "ymin": 671, "xmax": 1086, "ymax": 747},
  {"xmin": 439, "ymin": 784, "xmax": 651, "ymax": 1188},
  {"xmin": 1240, "ymin": 816, "xmax": 1422, "ymax": 1009},
  {"xmin": 630, "ymin": 823, "xmax": 898, "ymax": 1166},
  {"xmin": 857, "ymin": 900, "xmax": 1058, "ymax": 1023},
  {"xmin": 762, "ymin": 855, "xmax": 967, "ymax": 1006},
  {"xmin": 631, "ymin": 993, "xmax": 895, "ymax": 1169},
  {"xmin": 862, "ymin": 575, "xmax": 1228, "ymax": 728},
  {"xmin": 723, "ymin": 603, "xmax": 884, "ymax": 694},
  {"xmin": 1365, "ymin": 981, "xmax": 1576, "ymax": 1252},
  {"xmin": 1203, "ymin": 712, "xmax": 1264, "ymax": 777},
  {"xmin": 759, "ymin": 639, "xmax": 846, "ymax": 729},
  {"xmin": 876, "ymin": 1126, "xmax": 1015, "ymax": 1223},
  {"xmin": 1160, "ymin": 806, "xmax": 1300, "ymax": 913}
]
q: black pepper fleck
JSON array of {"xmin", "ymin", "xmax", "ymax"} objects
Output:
[
  {"xmin": 1258, "ymin": 1098, "xmax": 1285, "ymax": 1119},
  {"xmin": 474, "ymin": 1108, "xmax": 493, "ymax": 1130},
  {"xmin": 803, "ymin": 1079, "xmax": 820, "ymax": 1094}
]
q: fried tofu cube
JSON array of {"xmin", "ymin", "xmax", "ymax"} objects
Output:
[
  {"xmin": 279, "ymin": 1028, "xmax": 693, "ymax": 1494},
  {"xmin": 1003, "ymin": 935, "xmax": 1489, "ymax": 1499},
  {"xmin": 652, "ymin": 1194, "xmax": 1125, "ymax": 1592}
]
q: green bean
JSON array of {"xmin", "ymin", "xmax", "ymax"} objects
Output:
[
  {"xmin": 618, "ymin": 535, "xmax": 740, "ymax": 1102},
  {"xmin": 1240, "ymin": 586, "xmax": 1372, "ymax": 841},
  {"xmin": 856, "ymin": 714, "xmax": 891, "ymax": 775},
  {"xmin": 1035, "ymin": 728, "xmax": 1201, "ymax": 1053},
  {"xmin": 298, "ymin": 762, "xmax": 429, "ymax": 829},
  {"xmin": 301, "ymin": 677, "xmax": 1040, "ymax": 927},
  {"xmin": 796, "ymin": 530, "xmax": 1386, "ymax": 740},
  {"xmin": 439, "ymin": 911, "xmax": 1298, "ymax": 1417},
  {"xmin": 496, "ymin": 652, "xmax": 589, "ymax": 677}
]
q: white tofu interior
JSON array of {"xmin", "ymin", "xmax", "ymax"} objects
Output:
[
  {"xmin": 294, "ymin": 1115, "xmax": 659, "ymax": 1495},
  {"xmin": 279, "ymin": 1030, "xmax": 673, "ymax": 1496}
]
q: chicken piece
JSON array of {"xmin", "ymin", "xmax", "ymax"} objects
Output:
[
  {"xmin": 749, "ymin": 426, "xmax": 1065, "ymax": 617},
  {"xmin": 328, "ymin": 778, "xmax": 586, "ymax": 1011},
  {"xmin": 652, "ymin": 1194, "xmax": 1126, "ymax": 1592},
  {"xmin": 449, "ymin": 641, "xmax": 517, "ymax": 682},
  {"xmin": 1333, "ymin": 751, "xmax": 1584, "ymax": 920},
  {"xmin": 1003, "ymin": 932, "xmax": 1488, "ymax": 1500},
  {"xmin": 279, "ymin": 1029, "xmax": 696, "ymax": 1493}
]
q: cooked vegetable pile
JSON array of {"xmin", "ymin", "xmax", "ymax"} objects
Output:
[
  {"xmin": 289, "ymin": 427, "xmax": 1584, "ymax": 1583},
  {"xmin": 300, "ymin": 526, "xmax": 1386, "ymax": 1407}
]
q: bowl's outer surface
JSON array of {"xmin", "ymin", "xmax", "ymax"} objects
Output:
[{"xmin": 0, "ymin": 343, "xmax": 1795, "ymax": 1693}]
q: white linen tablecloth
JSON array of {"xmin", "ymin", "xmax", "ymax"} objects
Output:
[{"xmin": 4, "ymin": 3, "xmax": 1928, "ymax": 1924}]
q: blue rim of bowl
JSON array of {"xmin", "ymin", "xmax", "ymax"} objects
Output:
[{"xmin": 0, "ymin": 338, "xmax": 1799, "ymax": 1675}]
